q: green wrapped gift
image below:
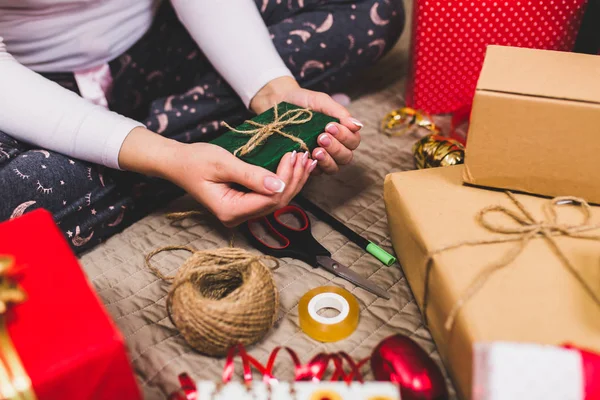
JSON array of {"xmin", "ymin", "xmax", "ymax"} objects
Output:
[{"xmin": 210, "ymin": 102, "xmax": 338, "ymax": 172}]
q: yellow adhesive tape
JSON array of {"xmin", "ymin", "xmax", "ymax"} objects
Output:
[{"xmin": 298, "ymin": 286, "xmax": 359, "ymax": 342}]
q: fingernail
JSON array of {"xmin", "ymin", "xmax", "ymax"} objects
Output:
[
  {"xmin": 290, "ymin": 150, "xmax": 297, "ymax": 165},
  {"xmin": 302, "ymin": 151, "xmax": 309, "ymax": 166},
  {"xmin": 319, "ymin": 134, "xmax": 332, "ymax": 147},
  {"xmin": 350, "ymin": 118, "xmax": 364, "ymax": 128},
  {"xmin": 264, "ymin": 176, "xmax": 286, "ymax": 193},
  {"xmin": 314, "ymin": 149, "xmax": 326, "ymax": 161},
  {"xmin": 308, "ymin": 159, "xmax": 318, "ymax": 173},
  {"xmin": 325, "ymin": 123, "xmax": 339, "ymax": 136}
]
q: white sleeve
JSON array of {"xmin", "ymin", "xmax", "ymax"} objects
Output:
[
  {"xmin": 0, "ymin": 37, "xmax": 143, "ymax": 170},
  {"xmin": 170, "ymin": 0, "xmax": 294, "ymax": 108}
]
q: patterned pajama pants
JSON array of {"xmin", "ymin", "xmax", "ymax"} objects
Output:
[{"xmin": 0, "ymin": 0, "xmax": 404, "ymax": 254}]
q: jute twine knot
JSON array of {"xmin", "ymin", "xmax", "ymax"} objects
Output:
[
  {"xmin": 423, "ymin": 191, "xmax": 600, "ymax": 331},
  {"xmin": 146, "ymin": 245, "xmax": 280, "ymax": 356},
  {"xmin": 221, "ymin": 106, "xmax": 313, "ymax": 157}
]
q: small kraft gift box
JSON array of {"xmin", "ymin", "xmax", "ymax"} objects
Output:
[
  {"xmin": 383, "ymin": 165, "xmax": 600, "ymax": 399},
  {"xmin": 405, "ymin": 0, "xmax": 588, "ymax": 115},
  {"xmin": 463, "ymin": 45, "xmax": 600, "ymax": 204},
  {"xmin": 0, "ymin": 209, "xmax": 141, "ymax": 400}
]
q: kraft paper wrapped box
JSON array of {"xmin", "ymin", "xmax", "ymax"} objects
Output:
[
  {"xmin": 211, "ymin": 102, "xmax": 337, "ymax": 173},
  {"xmin": 463, "ymin": 45, "xmax": 600, "ymax": 204},
  {"xmin": 383, "ymin": 165, "xmax": 600, "ymax": 400}
]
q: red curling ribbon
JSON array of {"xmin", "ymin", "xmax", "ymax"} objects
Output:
[
  {"xmin": 297, "ymin": 353, "xmax": 332, "ymax": 382},
  {"xmin": 562, "ymin": 344, "xmax": 600, "ymax": 400},
  {"xmin": 170, "ymin": 334, "xmax": 449, "ymax": 399},
  {"xmin": 167, "ymin": 373, "xmax": 197, "ymax": 400},
  {"xmin": 222, "ymin": 343, "xmax": 266, "ymax": 384},
  {"xmin": 263, "ymin": 346, "xmax": 302, "ymax": 383},
  {"xmin": 329, "ymin": 353, "xmax": 345, "ymax": 382},
  {"xmin": 341, "ymin": 356, "xmax": 371, "ymax": 383},
  {"xmin": 180, "ymin": 373, "xmax": 197, "ymax": 400},
  {"xmin": 337, "ymin": 352, "xmax": 364, "ymax": 384}
]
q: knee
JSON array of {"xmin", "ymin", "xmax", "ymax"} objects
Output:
[{"xmin": 358, "ymin": 0, "xmax": 406, "ymax": 58}]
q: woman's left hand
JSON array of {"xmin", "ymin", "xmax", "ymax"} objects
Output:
[{"xmin": 250, "ymin": 76, "xmax": 362, "ymax": 175}]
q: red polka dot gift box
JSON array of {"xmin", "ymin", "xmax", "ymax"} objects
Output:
[
  {"xmin": 0, "ymin": 210, "xmax": 141, "ymax": 400},
  {"xmin": 405, "ymin": 0, "xmax": 589, "ymax": 115}
]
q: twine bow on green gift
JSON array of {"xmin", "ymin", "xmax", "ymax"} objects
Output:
[
  {"xmin": 212, "ymin": 102, "xmax": 337, "ymax": 172},
  {"xmin": 221, "ymin": 106, "xmax": 313, "ymax": 157}
]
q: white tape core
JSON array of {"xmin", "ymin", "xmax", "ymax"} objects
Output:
[{"xmin": 307, "ymin": 292, "xmax": 350, "ymax": 325}]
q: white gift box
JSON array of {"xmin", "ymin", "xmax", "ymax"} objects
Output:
[
  {"xmin": 472, "ymin": 342, "xmax": 584, "ymax": 400},
  {"xmin": 195, "ymin": 381, "xmax": 401, "ymax": 400}
]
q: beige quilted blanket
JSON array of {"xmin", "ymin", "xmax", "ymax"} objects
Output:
[{"xmin": 79, "ymin": 8, "xmax": 459, "ymax": 398}]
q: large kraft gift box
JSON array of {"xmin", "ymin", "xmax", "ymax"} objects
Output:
[
  {"xmin": 463, "ymin": 45, "xmax": 600, "ymax": 204},
  {"xmin": 0, "ymin": 209, "xmax": 141, "ymax": 399},
  {"xmin": 383, "ymin": 165, "xmax": 600, "ymax": 399}
]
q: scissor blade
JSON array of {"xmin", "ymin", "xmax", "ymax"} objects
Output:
[{"xmin": 316, "ymin": 256, "xmax": 391, "ymax": 300}]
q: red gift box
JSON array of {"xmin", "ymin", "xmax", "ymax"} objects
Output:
[
  {"xmin": 0, "ymin": 210, "xmax": 141, "ymax": 400},
  {"xmin": 406, "ymin": 0, "xmax": 589, "ymax": 115}
]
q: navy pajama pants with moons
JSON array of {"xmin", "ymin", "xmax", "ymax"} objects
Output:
[{"xmin": 0, "ymin": 0, "xmax": 404, "ymax": 254}]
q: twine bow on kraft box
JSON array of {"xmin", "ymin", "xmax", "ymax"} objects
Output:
[
  {"xmin": 383, "ymin": 165, "xmax": 600, "ymax": 400},
  {"xmin": 211, "ymin": 102, "xmax": 337, "ymax": 173}
]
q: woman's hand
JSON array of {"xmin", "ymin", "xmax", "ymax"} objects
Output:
[
  {"xmin": 165, "ymin": 143, "xmax": 316, "ymax": 227},
  {"xmin": 119, "ymin": 127, "xmax": 316, "ymax": 227},
  {"xmin": 250, "ymin": 76, "xmax": 362, "ymax": 175}
]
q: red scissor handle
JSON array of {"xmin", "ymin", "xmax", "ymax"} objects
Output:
[
  {"xmin": 247, "ymin": 217, "xmax": 291, "ymax": 250},
  {"xmin": 243, "ymin": 205, "xmax": 328, "ymax": 266},
  {"xmin": 273, "ymin": 205, "xmax": 310, "ymax": 232}
]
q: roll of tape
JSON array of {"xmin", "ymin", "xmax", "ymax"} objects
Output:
[{"xmin": 299, "ymin": 286, "xmax": 359, "ymax": 342}]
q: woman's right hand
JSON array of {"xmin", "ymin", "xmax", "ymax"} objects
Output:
[{"xmin": 119, "ymin": 127, "xmax": 316, "ymax": 227}]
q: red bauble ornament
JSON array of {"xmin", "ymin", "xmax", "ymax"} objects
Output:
[{"xmin": 370, "ymin": 334, "xmax": 448, "ymax": 400}]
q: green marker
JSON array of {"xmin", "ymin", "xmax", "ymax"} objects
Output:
[
  {"xmin": 366, "ymin": 242, "xmax": 397, "ymax": 266},
  {"xmin": 294, "ymin": 195, "xmax": 397, "ymax": 266}
]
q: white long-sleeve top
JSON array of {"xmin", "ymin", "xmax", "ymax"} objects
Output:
[{"xmin": 0, "ymin": 0, "xmax": 293, "ymax": 169}]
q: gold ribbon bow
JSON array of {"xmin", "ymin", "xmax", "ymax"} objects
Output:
[
  {"xmin": 221, "ymin": 106, "xmax": 313, "ymax": 157},
  {"xmin": 380, "ymin": 107, "xmax": 440, "ymax": 137},
  {"xmin": 423, "ymin": 192, "xmax": 600, "ymax": 331},
  {"xmin": 0, "ymin": 256, "xmax": 36, "ymax": 400}
]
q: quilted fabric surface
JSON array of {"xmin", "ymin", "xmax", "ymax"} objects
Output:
[{"xmin": 79, "ymin": 5, "xmax": 459, "ymax": 397}]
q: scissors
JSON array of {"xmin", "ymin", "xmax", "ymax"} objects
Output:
[{"xmin": 241, "ymin": 205, "xmax": 390, "ymax": 300}]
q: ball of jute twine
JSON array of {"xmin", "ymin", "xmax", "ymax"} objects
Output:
[{"xmin": 145, "ymin": 245, "xmax": 280, "ymax": 356}]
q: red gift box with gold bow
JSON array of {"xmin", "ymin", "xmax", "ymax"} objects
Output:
[
  {"xmin": 405, "ymin": 0, "xmax": 589, "ymax": 115},
  {"xmin": 0, "ymin": 209, "xmax": 141, "ymax": 400}
]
